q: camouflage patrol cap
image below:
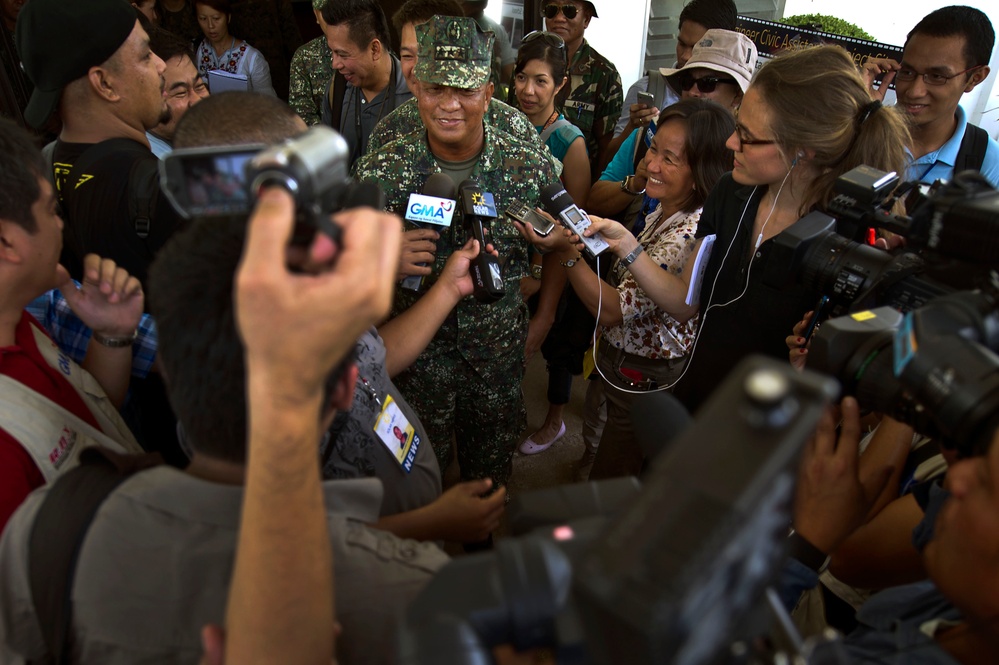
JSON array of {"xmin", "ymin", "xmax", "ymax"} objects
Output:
[{"xmin": 415, "ymin": 15, "xmax": 495, "ymax": 89}]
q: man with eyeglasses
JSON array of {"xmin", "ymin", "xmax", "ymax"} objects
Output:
[
  {"xmin": 515, "ymin": 0, "xmax": 622, "ymax": 181},
  {"xmin": 865, "ymin": 6, "xmax": 998, "ymax": 188}
]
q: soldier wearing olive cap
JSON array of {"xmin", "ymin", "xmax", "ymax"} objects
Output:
[{"xmin": 355, "ymin": 16, "xmax": 560, "ymax": 506}]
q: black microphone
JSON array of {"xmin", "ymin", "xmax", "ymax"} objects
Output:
[
  {"xmin": 538, "ymin": 182, "xmax": 609, "ymax": 258},
  {"xmin": 401, "ymin": 173, "xmax": 459, "ymax": 290},
  {"xmin": 458, "ymin": 179, "xmax": 505, "ymax": 304}
]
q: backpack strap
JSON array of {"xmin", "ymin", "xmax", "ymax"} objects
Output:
[
  {"xmin": 322, "ymin": 70, "xmax": 348, "ymax": 131},
  {"xmin": 953, "ymin": 122, "xmax": 989, "ymax": 175},
  {"xmin": 127, "ymin": 154, "xmax": 160, "ymax": 240},
  {"xmin": 539, "ymin": 118, "xmax": 573, "ymax": 145},
  {"xmin": 64, "ymin": 138, "xmax": 160, "ymax": 242},
  {"xmin": 42, "ymin": 140, "xmax": 58, "ymax": 188},
  {"xmin": 27, "ymin": 447, "xmax": 162, "ymax": 664},
  {"xmin": 646, "ymin": 69, "xmax": 667, "ymax": 110}
]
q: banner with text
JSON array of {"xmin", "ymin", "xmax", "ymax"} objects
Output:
[{"xmin": 735, "ymin": 16, "xmax": 903, "ymax": 82}]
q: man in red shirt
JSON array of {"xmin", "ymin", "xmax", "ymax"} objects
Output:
[{"xmin": 0, "ymin": 119, "xmax": 144, "ymax": 530}]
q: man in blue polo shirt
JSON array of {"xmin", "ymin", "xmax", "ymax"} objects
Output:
[{"xmin": 867, "ymin": 6, "xmax": 998, "ymax": 187}]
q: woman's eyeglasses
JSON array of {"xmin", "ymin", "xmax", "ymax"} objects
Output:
[
  {"xmin": 543, "ymin": 3, "xmax": 578, "ymax": 20},
  {"xmin": 522, "ymin": 30, "xmax": 566, "ymax": 50},
  {"xmin": 677, "ymin": 73, "xmax": 737, "ymax": 94}
]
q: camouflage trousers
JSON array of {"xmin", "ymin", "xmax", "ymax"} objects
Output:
[{"xmin": 393, "ymin": 337, "xmax": 527, "ymax": 488}]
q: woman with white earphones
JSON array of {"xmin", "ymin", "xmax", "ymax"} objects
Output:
[{"xmin": 576, "ymin": 45, "xmax": 912, "ymax": 414}]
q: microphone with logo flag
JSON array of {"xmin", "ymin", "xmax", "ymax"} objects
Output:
[
  {"xmin": 458, "ymin": 179, "xmax": 505, "ymax": 304},
  {"xmin": 401, "ymin": 173, "xmax": 458, "ymax": 291}
]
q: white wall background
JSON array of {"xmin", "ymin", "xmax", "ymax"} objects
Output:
[{"xmin": 487, "ymin": 0, "xmax": 999, "ymax": 138}]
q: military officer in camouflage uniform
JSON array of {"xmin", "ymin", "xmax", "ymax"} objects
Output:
[
  {"xmin": 288, "ymin": 0, "xmax": 334, "ymax": 126},
  {"xmin": 511, "ymin": 0, "xmax": 622, "ymax": 181},
  {"xmin": 354, "ymin": 16, "xmax": 560, "ymax": 495},
  {"xmin": 366, "ymin": 0, "xmax": 545, "ymax": 154}
]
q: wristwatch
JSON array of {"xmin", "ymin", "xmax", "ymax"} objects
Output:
[
  {"xmin": 530, "ymin": 263, "xmax": 543, "ymax": 280},
  {"xmin": 559, "ymin": 253, "xmax": 583, "ymax": 268},
  {"xmin": 619, "ymin": 244, "xmax": 644, "ymax": 268},
  {"xmin": 788, "ymin": 529, "xmax": 831, "ymax": 574},
  {"xmin": 92, "ymin": 329, "xmax": 137, "ymax": 348},
  {"xmin": 621, "ymin": 175, "xmax": 645, "ymax": 196}
]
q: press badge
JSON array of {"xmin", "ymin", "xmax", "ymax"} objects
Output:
[{"xmin": 373, "ymin": 395, "xmax": 422, "ymax": 472}]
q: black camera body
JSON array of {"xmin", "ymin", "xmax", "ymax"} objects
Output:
[
  {"xmin": 398, "ymin": 357, "xmax": 839, "ymax": 665},
  {"xmin": 160, "ymin": 126, "xmax": 384, "ymax": 245},
  {"xmin": 766, "ymin": 166, "xmax": 999, "ymax": 456}
]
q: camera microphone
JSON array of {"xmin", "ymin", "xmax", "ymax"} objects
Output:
[
  {"xmin": 401, "ymin": 173, "xmax": 459, "ymax": 291},
  {"xmin": 458, "ymin": 179, "xmax": 505, "ymax": 304},
  {"xmin": 539, "ymin": 182, "xmax": 609, "ymax": 258}
]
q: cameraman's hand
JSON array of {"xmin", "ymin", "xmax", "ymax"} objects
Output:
[
  {"xmin": 236, "ymin": 188, "xmax": 401, "ymax": 405},
  {"xmin": 793, "ymin": 398, "xmax": 892, "ymax": 555},
  {"xmin": 426, "ymin": 478, "xmax": 506, "ymax": 542},
  {"xmin": 786, "ymin": 312, "xmax": 813, "ymax": 371},
  {"xmin": 398, "ymin": 228, "xmax": 439, "ymax": 279}
]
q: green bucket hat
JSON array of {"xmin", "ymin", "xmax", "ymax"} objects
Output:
[{"xmin": 415, "ymin": 15, "xmax": 494, "ymax": 89}]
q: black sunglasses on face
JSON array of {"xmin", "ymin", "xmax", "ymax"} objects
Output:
[
  {"xmin": 522, "ymin": 30, "xmax": 566, "ymax": 50},
  {"xmin": 677, "ymin": 73, "xmax": 738, "ymax": 93},
  {"xmin": 543, "ymin": 3, "xmax": 578, "ymax": 20}
]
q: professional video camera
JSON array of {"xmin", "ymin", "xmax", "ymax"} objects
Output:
[
  {"xmin": 763, "ymin": 166, "xmax": 999, "ymax": 456},
  {"xmin": 763, "ymin": 167, "xmax": 999, "ymax": 317},
  {"xmin": 807, "ymin": 284, "xmax": 999, "ymax": 457},
  {"xmin": 399, "ymin": 357, "xmax": 841, "ymax": 665},
  {"xmin": 159, "ymin": 126, "xmax": 384, "ymax": 245}
]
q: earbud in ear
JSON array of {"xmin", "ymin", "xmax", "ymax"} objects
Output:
[{"xmin": 791, "ymin": 151, "xmax": 804, "ymax": 167}]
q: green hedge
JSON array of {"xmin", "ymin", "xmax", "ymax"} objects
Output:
[{"xmin": 783, "ymin": 14, "xmax": 876, "ymax": 41}]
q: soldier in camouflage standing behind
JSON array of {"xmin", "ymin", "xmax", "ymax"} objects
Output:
[
  {"xmin": 511, "ymin": 0, "xmax": 622, "ymax": 181},
  {"xmin": 287, "ymin": 0, "xmax": 334, "ymax": 126},
  {"xmin": 355, "ymin": 16, "xmax": 560, "ymax": 546}
]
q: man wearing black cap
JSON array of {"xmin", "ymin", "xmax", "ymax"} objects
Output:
[
  {"xmin": 15, "ymin": 0, "xmax": 179, "ymax": 288},
  {"xmin": 16, "ymin": 0, "xmax": 186, "ymax": 461}
]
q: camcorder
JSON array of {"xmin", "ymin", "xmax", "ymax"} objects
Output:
[
  {"xmin": 765, "ymin": 166, "xmax": 999, "ymax": 456},
  {"xmin": 399, "ymin": 357, "xmax": 844, "ymax": 665},
  {"xmin": 159, "ymin": 126, "xmax": 384, "ymax": 246}
]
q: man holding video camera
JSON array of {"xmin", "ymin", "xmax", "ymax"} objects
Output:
[{"xmin": 355, "ymin": 16, "xmax": 560, "ymax": 517}]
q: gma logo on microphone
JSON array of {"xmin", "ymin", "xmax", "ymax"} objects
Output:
[{"xmin": 406, "ymin": 193, "xmax": 457, "ymax": 227}]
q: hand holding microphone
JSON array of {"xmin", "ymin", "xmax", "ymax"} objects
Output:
[
  {"xmin": 401, "ymin": 173, "xmax": 458, "ymax": 289},
  {"xmin": 458, "ymin": 179, "xmax": 505, "ymax": 304}
]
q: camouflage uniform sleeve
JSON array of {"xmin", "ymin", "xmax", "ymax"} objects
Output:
[
  {"xmin": 595, "ymin": 64, "xmax": 624, "ymax": 144},
  {"xmin": 288, "ymin": 47, "xmax": 320, "ymax": 126}
]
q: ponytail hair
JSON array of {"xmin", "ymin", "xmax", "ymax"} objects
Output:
[{"xmin": 750, "ymin": 45, "xmax": 911, "ymax": 214}]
